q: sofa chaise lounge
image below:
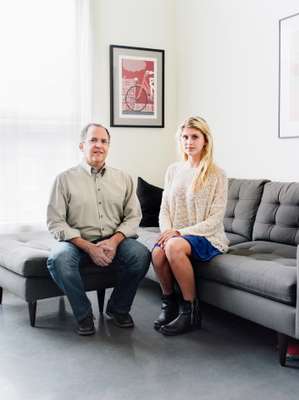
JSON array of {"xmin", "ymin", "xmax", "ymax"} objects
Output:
[{"xmin": 0, "ymin": 228, "xmax": 118, "ymax": 326}]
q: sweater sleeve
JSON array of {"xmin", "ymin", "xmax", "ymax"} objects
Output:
[
  {"xmin": 159, "ymin": 164, "xmax": 175, "ymax": 232},
  {"xmin": 178, "ymin": 170, "xmax": 228, "ymax": 237}
]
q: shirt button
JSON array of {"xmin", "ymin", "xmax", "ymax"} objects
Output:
[{"xmin": 98, "ymin": 201, "xmax": 101, "ymax": 204}]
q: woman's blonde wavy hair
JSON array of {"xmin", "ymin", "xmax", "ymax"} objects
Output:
[{"xmin": 177, "ymin": 116, "xmax": 216, "ymax": 192}]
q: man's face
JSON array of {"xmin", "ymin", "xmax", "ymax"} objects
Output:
[{"xmin": 80, "ymin": 126, "xmax": 110, "ymax": 169}]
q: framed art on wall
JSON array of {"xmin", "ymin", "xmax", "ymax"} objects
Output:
[
  {"xmin": 110, "ymin": 45, "xmax": 165, "ymax": 127},
  {"xmin": 279, "ymin": 12, "xmax": 299, "ymax": 138}
]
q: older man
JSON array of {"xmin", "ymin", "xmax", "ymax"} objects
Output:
[{"xmin": 47, "ymin": 123, "xmax": 150, "ymax": 335}]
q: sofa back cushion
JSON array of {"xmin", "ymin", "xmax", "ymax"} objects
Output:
[
  {"xmin": 224, "ymin": 179, "xmax": 268, "ymax": 243},
  {"xmin": 252, "ymin": 181, "xmax": 299, "ymax": 245}
]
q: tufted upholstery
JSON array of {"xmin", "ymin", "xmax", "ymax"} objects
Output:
[
  {"xmin": 253, "ymin": 182, "xmax": 299, "ymax": 245},
  {"xmin": 137, "ymin": 227, "xmax": 297, "ymax": 306},
  {"xmin": 196, "ymin": 241, "xmax": 297, "ymax": 306},
  {"xmin": 0, "ymin": 231, "xmax": 121, "ymax": 280},
  {"xmin": 224, "ymin": 178, "xmax": 269, "ymax": 244},
  {"xmin": 0, "ymin": 229, "xmax": 119, "ymax": 309}
]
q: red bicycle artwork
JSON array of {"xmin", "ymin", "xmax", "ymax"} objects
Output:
[
  {"xmin": 121, "ymin": 58, "xmax": 156, "ymax": 115},
  {"xmin": 110, "ymin": 45, "xmax": 164, "ymax": 127}
]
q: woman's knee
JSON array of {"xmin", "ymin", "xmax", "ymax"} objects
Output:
[
  {"xmin": 152, "ymin": 246, "xmax": 167, "ymax": 269},
  {"xmin": 164, "ymin": 238, "xmax": 187, "ymax": 262}
]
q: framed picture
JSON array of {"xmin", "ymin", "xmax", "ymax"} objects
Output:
[
  {"xmin": 110, "ymin": 45, "xmax": 165, "ymax": 128},
  {"xmin": 279, "ymin": 12, "xmax": 299, "ymax": 138}
]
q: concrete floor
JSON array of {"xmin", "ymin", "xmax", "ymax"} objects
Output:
[{"xmin": 0, "ymin": 280, "xmax": 299, "ymax": 400}]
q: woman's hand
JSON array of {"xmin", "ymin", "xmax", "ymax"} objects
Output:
[{"xmin": 158, "ymin": 229, "xmax": 181, "ymax": 249}]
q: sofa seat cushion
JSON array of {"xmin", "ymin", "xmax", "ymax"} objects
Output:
[
  {"xmin": 0, "ymin": 232, "xmax": 116, "ymax": 278},
  {"xmin": 226, "ymin": 232, "xmax": 248, "ymax": 246},
  {"xmin": 196, "ymin": 241, "xmax": 297, "ymax": 306},
  {"xmin": 137, "ymin": 227, "xmax": 160, "ymax": 250}
]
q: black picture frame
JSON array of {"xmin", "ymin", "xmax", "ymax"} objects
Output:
[{"xmin": 110, "ymin": 44, "xmax": 165, "ymax": 128}]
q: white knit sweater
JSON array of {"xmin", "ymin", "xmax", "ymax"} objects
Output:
[{"xmin": 159, "ymin": 161, "xmax": 229, "ymax": 252}]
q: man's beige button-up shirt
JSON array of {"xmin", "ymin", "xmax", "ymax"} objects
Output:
[{"xmin": 47, "ymin": 161, "xmax": 141, "ymax": 242}]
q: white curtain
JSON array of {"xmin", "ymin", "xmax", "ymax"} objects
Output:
[{"xmin": 0, "ymin": 0, "xmax": 92, "ymax": 229}]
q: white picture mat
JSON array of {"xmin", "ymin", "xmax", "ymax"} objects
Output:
[{"xmin": 279, "ymin": 13, "xmax": 299, "ymax": 138}]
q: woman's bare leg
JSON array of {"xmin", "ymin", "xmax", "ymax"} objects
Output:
[
  {"xmin": 151, "ymin": 246, "xmax": 174, "ymax": 294},
  {"xmin": 160, "ymin": 238, "xmax": 201, "ymax": 336},
  {"xmin": 164, "ymin": 238, "xmax": 196, "ymax": 301},
  {"xmin": 152, "ymin": 246, "xmax": 179, "ymax": 329}
]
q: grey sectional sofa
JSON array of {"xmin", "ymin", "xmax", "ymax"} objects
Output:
[
  {"xmin": 136, "ymin": 178, "xmax": 299, "ymax": 366},
  {"xmin": 0, "ymin": 178, "xmax": 298, "ymax": 366}
]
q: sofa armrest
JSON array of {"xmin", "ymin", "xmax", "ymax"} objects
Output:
[{"xmin": 296, "ymin": 245, "xmax": 299, "ymax": 338}]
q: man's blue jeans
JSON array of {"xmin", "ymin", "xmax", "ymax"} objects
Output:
[{"xmin": 47, "ymin": 238, "xmax": 150, "ymax": 322}]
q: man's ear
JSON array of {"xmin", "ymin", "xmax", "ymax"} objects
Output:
[{"xmin": 79, "ymin": 142, "xmax": 84, "ymax": 151}]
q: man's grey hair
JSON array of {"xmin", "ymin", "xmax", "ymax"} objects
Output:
[{"xmin": 80, "ymin": 123, "xmax": 111, "ymax": 143}]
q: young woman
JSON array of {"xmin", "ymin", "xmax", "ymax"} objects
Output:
[{"xmin": 152, "ymin": 116, "xmax": 228, "ymax": 336}]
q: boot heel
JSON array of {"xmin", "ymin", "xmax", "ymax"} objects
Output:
[{"xmin": 191, "ymin": 299, "xmax": 202, "ymax": 329}]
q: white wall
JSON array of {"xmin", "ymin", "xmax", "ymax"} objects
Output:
[
  {"xmin": 91, "ymin": 0, "xmax": 177, "ymax": 186},
  {"xmin": 176, "ymin": 0, "xmax": 299, "ymax": 181}
]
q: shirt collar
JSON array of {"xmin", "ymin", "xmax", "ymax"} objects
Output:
[{"xmin": 80, "ymin": 160, "xmax": 106, "ymax": 176}]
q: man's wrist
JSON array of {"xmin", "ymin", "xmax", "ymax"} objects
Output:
[
  {"xmin": 70, "ymin": 237, "xmax": 93, "ymax": 254},
  {"xmin": 111, "ymin": 231, "xmax": 125, "ymax": 246}
]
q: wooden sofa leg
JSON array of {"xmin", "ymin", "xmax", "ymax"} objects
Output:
[
  {"xmin": 28, "ymin": 301, "xmax": 37, "ymax": 327},
  {"xmin": 97, "ymin": 289, "xmax": 105, "ymax": 314},
  {"xmin": 277, "ymin": 333, "xmax": 288, "ymax": 366},
  {"xmin": 0, "ymin": 287, "xmax": 2, "ymax": 304}
]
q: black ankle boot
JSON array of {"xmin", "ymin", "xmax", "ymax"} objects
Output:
[
  {"xmin": 160, "ymin": 299, "xmax": 202, "ymax": 336},
  {"xmin": 154, "ymin": 293, "xmax": 179, "ymax": 331}
]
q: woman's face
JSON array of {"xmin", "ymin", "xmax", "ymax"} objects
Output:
[{"xmin": 181, "ymin": 127, "xmax": 206, "ymax": 159}]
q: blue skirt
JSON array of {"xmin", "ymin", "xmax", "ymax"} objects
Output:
[
  {"xmin": 182, "ymin": 235, "xmax": 221, "ymax": 262},
  {"xmin": 154, "ymin": 235, "xmax": 221, "ymax": 262}
]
